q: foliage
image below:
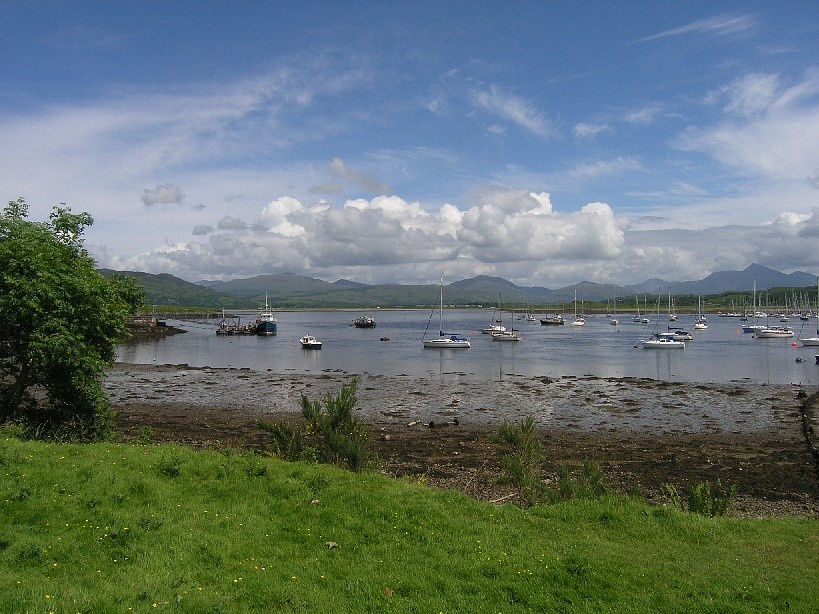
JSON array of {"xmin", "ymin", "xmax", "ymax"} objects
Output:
[
  {"xmin": 491, "ymin": 416, "xmax": 544, "ymax": 506},
  {"xmin": 260, "ymin": 378, "xmax": 372, "ymax": 471},
  {"xmin": 0, "ymin": 198, "xmax": 144, "ymax": 441},
  {"xmin": 1, "ymin": 437, "xmax": 818, "ymax": 613},
  {"xmin": 664, "ymin": 480, "xmax": 737, "ymax": 517},
  {"xmin": 547, "ymin": 461, "xmax": 610, "ymax": 502}
]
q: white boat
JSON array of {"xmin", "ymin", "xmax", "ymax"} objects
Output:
[
  {"xmin": 422, "ymin": 276, "xmax": 471, "ymax": 349},
  {"xmin": 641, "ymin": 294, "xmax": 685, "ymax": 348},
  {"xmin": 693, "ymin": 295, "xmax": 708, "ymax": 330},
  {"xmin": 481, "ymin": 293, "xmax": 507, "ymax": 334},
  {"xmin": 300, "ymin": 333, "xmax": 322, "ymax": 349},
  {"xmin": 755, "ymin": 326, "xmax": 794, "ymax": 339},
  {"xmin": 569, "ymin": 290, "xmax": 585, "ymax": 326},
  {"xmin": 641, "ymin": 335, "xmax": 685, "ymax": 349},
  {"xmin": 491, "ymin": 329, "xmax": 522, "ymax": 341},
  {"xmin": 665, "ymin": 329, "xmax": 693, "ymax": 341},
  {"xmin": 798, "ymin": 279, "xmax": 819, "ymax": 346},
  {"xmin": 609, "ymin": 297, "xmax": 619, "ymax": 326}
]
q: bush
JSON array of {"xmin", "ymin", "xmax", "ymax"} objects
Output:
[
  {"xmin": 260, "ymin": 378, "xmax": 372, "ymax": 472},
  {"xmin": 490, "ymin": 416, "xmax": 544, "ymax": 507},
  {"xmin": 664, "ymin": 479, "xmax": 737, "ymax": 517},
  {"xmin": 547, "ymin": 460, "xmax": 610, "ymax": 502}
]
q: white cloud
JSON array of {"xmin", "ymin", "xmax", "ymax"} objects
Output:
[
  {"xmin": 573, "ymin": 122, "xmax": 610, "ymax": 138},
  {"xmin": 635, "ymin": 13, "xmax": 756, "ymax": 43},
  {"xmin": 678, "ymin": 70, "xmax": 819, "ymax": 184},
  {"xmin": 473, "ymin": 85, "xmax": 553, "ymax": 138}
]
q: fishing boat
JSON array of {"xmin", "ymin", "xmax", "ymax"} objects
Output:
[
  {"xmin": 539, "ymin": 313, "xmax": 565, "ymax": 326},
  {"xmin": 422, "ymin": 276, "xmax": 471, "ymax": 349},
  {"xmin": 352, "ymin": 315, "xmax": 376, "ymax": 328},
  {"xmin": 299, "ymin": 333, "xmax": 322, "ymax": 349},
  {"xmin": 256, "ymin": 293, "xmax": 278, "ymax": 336}
]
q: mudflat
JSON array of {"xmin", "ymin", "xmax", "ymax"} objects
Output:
[{"xmin": 106, "ymin": 363, "xmax": 819, "ymax": 518}]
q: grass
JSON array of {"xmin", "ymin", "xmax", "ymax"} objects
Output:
[{"xmin": 1, "ymin": 436, "xmax": 817, "ymax": 613}]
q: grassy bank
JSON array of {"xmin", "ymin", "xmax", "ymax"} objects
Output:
[{"xmin": 2, "ymin": 437, "xmax": 817, "ymax": 613}]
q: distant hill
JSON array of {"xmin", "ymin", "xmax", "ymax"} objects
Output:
[
  {"xmin": 100, "ymin": 264, "xmax": 818, "ymax": 309},
  {"xmin": 98, "ymin": 270, "xmax": 238, "ymax": 308}
]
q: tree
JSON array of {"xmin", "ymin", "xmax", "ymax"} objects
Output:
[{"xmin": 0, "ymin": 198, "xmax": 144, "ymax": 440}]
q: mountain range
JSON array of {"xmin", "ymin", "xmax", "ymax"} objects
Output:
[{"xmin": 100, "ymin": 264, "xmax": 818, "ymax": 309}]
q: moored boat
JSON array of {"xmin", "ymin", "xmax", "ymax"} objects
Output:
[
  {"xmin": 256, "ymin": 293, "xmax": 278, "ymax": 336},
  {"xmin": 352, "ymin": 315, "xmax": 376, "ymax": 328},
  {"xmin": 423, "ymin": 276, "xmax": 471, "ymax": 349},
  {"xmin": 300, "ymin": 333, "xmax": 322, "ymax": 349},
  {"xmin": 755, "ymin": 326, "xmax": 794, "ymax": 338}
]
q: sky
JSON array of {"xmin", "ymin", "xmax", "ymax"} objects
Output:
[{"xmin": 2, "ymin": 1, "xmax": 819, "ymax": 288}]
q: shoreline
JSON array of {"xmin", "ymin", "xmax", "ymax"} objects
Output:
[{"xmin": 106, "ymin": 362, "xmax": 819, "ymax": 518}]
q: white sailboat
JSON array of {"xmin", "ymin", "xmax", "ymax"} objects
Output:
[
  {"xmin": 693, "ymin": 295, "xmax": 708, "ymax": 330},
  {"xmin": 641, "ymin": 294, "xmax": 685, "ymax": 348},
  {"xmin": 609, "ymin": 297, "xmax": 619, "ymax": 326},
  {"xmin": 570, "ymin": 290, "xmax": 585, "ymax": 326},
  {"xmin": 798, "ymin": 278, "xmax": 819, "ymax": 346},
  {"xmin": 422, "ymin": 276, "xmax": 471, "ymax": 349}
]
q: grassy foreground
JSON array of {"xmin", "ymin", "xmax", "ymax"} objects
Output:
[{"xmin": 1, "ymin": 437, "xmax": 817, "ymax": 613}]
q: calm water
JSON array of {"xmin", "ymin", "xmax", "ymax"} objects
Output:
[{"xmin": 116, "ymin": 309, "xmax": 819, "ymax": 385}]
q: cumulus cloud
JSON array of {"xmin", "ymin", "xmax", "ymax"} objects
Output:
[
  {"xmin": 141, "ymin": 184, "xmax": 185, "ymax": 206},
  {"xmin": 97, "ymin": 191, "xmax": 819, "ymax": 287}
]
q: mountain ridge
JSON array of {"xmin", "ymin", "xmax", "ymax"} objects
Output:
[{"xmin": 101, "ymin": 264, "xmax": 818, "ymax": 308}]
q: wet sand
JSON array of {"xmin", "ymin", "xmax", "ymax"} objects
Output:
[{"xmin": 105, "ymin": 363, "xmax": 819, "ymax": 517}]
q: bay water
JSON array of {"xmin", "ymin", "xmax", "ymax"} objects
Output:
[{"xmin": 116, "ymin": 309, "xmax": 819, "ymax": 386}]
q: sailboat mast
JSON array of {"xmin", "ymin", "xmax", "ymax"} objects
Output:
[{"xmin": 439, "ymin": 276, "xmax": 444, "ymax": 332}]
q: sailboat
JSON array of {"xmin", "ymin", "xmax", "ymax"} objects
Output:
[
  {"xmin": 491, "ymin": 300, "xmax": 522, "ymax": 341},
  {"xmin": 422, "ymin": 276, "xmax": 471, "ymax": 349},
  {"xmin": 570, "ymin": 290, "xmax": 585, "ymax": 326},
  {"xmin": 609, "ymin": 297, "xmax": 619, "ymax": 326},
  {"xmin": 693, "ymin": 295, "xmax": 708, "ymax": 330},
  {"xmin": 742, "ymin": 281, "xmax": 765, "ymax": 334},
  {"xmin": 667, "ymin": 290, "xmax": 678, "ymax": 322},
  {"xmin": 798, "ymin": 278, "xmax": 819, "ymax": 346},
  {"xmin": 481, "ymin": 293, "xmax": 507, "ymax": 334},
  {"xmin": 632, "ymin": 295, "xmax": 649, "ymax": 324},
  {"xmin": 641, "ymin": 294, "xmax": 685, "ymax": 349}
]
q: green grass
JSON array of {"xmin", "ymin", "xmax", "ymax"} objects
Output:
[{"xmin": 1, "ymin": 437, "xmax": 817, "ymax": 613}]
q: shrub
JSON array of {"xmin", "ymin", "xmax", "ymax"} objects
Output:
[
  {"xmin": 260, "ymin": 378, "xmax": 372, "ymax": 472},
  {"xmin": 548, "ymin": 460, "xmax": 610, "ymax": 502},
  {"xmin": 664, "ymin": 479, "xmax": 737, "ymax": 517},
  {"xmin": 490, "ymin": 416, "xmax": 544, "ymax": 507}
]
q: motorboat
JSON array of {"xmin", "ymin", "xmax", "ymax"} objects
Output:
[
  {"xmin": 300, "ymin": 333, "xmax": 322, "ymax": 349},
  {"xmin": 641, "ymin": 335, "xmax": 685, "ymax": 349},
  {"xmin": 755, "ymin": 326, "xmax": 794, "ymax": 339}
]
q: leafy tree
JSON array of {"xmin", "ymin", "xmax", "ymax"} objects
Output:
[{"xmin": 0, "ymin": 198, "xmax": 144, "ymax": 440}]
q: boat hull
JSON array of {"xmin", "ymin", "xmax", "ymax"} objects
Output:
[
  {"xmin": 423, "ymin": 338, "xmax": 471, "ymax": 349},
  {"xmin": 256, "ymin": 321, "xmax": 277, "ymax": 335}
]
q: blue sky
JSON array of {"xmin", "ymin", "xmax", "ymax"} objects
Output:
[{"xmin": 2, "ymin": 1, "xmax": 819, "ymax": 287}]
